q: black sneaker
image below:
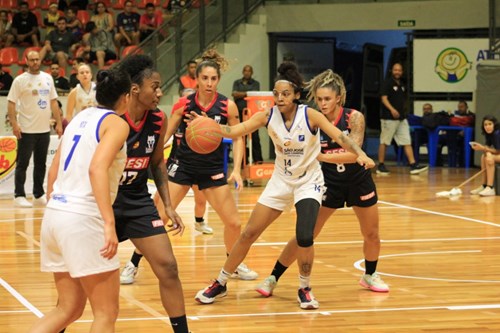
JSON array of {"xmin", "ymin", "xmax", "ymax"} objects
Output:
[
  {"xmin": 195, "ymin": 280, "xmax": 227, "ymax": 304},
  {"xmin": 409, "ymin": 164, "xmax": 429, "ymax": 175},
  {"xmin": 376, "ymin": 164, "xmax": 390, "ymax": 174}
]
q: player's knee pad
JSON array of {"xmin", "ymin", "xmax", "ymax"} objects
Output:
[
  {"xmin": 295, "ymin": 199, "xmax": 320, "ymax": 248},
  {"xmin": 296, "ymin": 234, "xmax": 314, "ymax": 248}
]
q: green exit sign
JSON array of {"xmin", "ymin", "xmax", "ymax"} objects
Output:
[{"xmin": 398, "ymin": 20, "xmax": 415, "ymax": 27}]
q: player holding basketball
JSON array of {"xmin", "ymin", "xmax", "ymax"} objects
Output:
[
  {"xmin": 194, "ymin": 62, "xmax": 375, "ymax": 309},
  {"xmin": 142, "ymin": 49, "xmax": 259, "ymax": 282},
  {"xmin": 255, "ymin": 69, "xmax": 388, "ymax": 299},
  {"xmin": 112, "ymin": 54, "xmax": 190, "ymax": 333},
  {"xmin": 29, "ymin": 68, "xmax": 131, "ymax": 333}
]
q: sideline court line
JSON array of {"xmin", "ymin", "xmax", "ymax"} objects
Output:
[{"xmin": 0, "ymin": 278, "xmax": 44, "ymax": 318}]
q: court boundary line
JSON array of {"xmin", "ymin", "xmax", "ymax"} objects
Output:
[
  {"xmin": 68, "ymin": 302, "xmax": 500, "ymax": 323},
  {"xmin": 0, "ymin": 278, "xmax": 43, "ymax": 318},
  {"xmin": 379, "ymin": 200, "xmax": 499, "ymax": 227}
]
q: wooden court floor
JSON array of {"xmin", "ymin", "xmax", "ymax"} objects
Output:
[{"xmin": 1, "ymin": 166, "xmax": 500, "ymax": 332}]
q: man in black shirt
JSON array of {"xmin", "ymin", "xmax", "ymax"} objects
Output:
[
  {"xmin": 39, "ymin": 17, "xmax": 79, "ymax": 69},
  {"xmin": 377, "ymin": 62, "xmax": 427, "ymax": 175},
  {"xmin": 232, "ymin": 65, "xmax": 263, "ymax": 164},
  {"xmin": 11, "ymin": 2, "xmax": 40, "ymax": 47},
  {"xmin": 49, "ymin": 63, "xmax": 70, "ymax": 94}
]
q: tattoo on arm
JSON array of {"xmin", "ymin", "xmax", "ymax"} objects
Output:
[
  {"xmin": 347, "ymin": 111, "xmax": 365, "ymax": 147},
  {"xmin": 338, "ymin": 133, "xmax": 364, "ymax": 155}
]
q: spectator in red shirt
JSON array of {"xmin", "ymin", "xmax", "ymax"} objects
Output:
[
  {"xmin": 139, "ymin": 3, "xmax": 162, "ymax": 42},
  {"xmin": 178, "ymin": 60, "xmax": 197, "ymax": 95}
]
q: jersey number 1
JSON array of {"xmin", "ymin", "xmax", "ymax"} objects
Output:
[{"xmin": 64, "ymin": 135, "xmax": 81, "ymax": 171}]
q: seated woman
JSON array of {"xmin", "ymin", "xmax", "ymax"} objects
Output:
[{"xmin": 470, "ymin": 115, "xmax": 500, "ymax": 196}]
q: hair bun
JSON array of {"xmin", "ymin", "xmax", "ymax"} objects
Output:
[
  {"xmin": 277, "ymin": 62, "xmax": 298, "ymax": 75},
  {"xmin": 96, "ymin": 70, "xmax": 110, "ymax": 83}
]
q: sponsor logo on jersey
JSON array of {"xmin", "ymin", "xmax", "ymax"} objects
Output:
[
  {"xmin": 284, "ymin": 140, "xmax": 292, "ymax": 146},
  {"xmin": 38, "ymin": 99, "xmax": 48, "ymax": 109},
  {"xmin": 323, "ymin": 148, "xmax": 345, "ymax": 154},
  {"xmin": 360, "ymin": 191, "xmax": 375, "ymax": 201},
  {"xmin": 152, "ymin": 219, "xmax": 164, "ymax": 227},
  {"xmin": 214, "ymin": 115, "xmax": 221, "ymax": 124},
  {"xmin": 146, "ymin": 135, "xmax": 155, "ymax": 154},
  {"xmin": 133, "ymin": 141, "xmax": 140, "ymax": 149},
  {"xmin": 211, "ymin": 173, "xmax": 225, "ymax": 180},
  {"xmin": 298, "ymin": 134, "xmax": 305, "ymax": 142},
  {"xmin": 125, "ymin": 156, "xmax": 150, "ymax": 170},
  {"xmin": 52, "ymin": 194, "xmax": 67, "ymax": 203},
  {"xmin": 283, "ymin": 148, "xmax": 304, "ymax": 156}
]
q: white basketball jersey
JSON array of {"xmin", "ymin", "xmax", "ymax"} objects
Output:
[
  {"xmin": 267, "ymin": 104, "xmax": 321, "ymax": 183},
  {"xmin": 48, "ymin": 107, "xmax": 127, "ymax": 217},
  {"xmin": 75, "ymin": 82, "xmax": 97, "ymax": 115}
]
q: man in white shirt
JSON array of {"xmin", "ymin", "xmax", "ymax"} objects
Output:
[{"xmin": 7, "ymin": 50, "xmax": 62, "ymax": 207}]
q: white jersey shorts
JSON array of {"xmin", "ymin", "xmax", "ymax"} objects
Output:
[
  {"xmin": 257, "ymin": 166, "xmax": 325, "ymax": 212},
  {"xmin": 40, "ymin": 208, "xmax": 120, "ymax": 278}
]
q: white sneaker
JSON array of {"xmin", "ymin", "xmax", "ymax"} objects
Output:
[
  {"xmin": 14, "ymin": 196, "xmax": 32, "ymax": 208},
  {"xmin": 470, "ymin": 185, "xmax": 485, "ymax": 195},
  {"xmin": 194, "ymin": 222, "xmax": 213, "ymax": 234},
  {"xmin": 231, "ymin": 263, "xmax": 258, "ymax": 280},
  {"xmin": 255, "ymin": 275, "xmax": 277, "ymax": 297},
  {"xmin": 33, "ymin": 196, "xmax": 47, "ymax": 206},
  {"xmin": 479, "ymin": 187, "xmax": 496, "ymax": 197},
  {"xmin": 120, "ymin": 261, "xmax": 138, "ymax": 285}
]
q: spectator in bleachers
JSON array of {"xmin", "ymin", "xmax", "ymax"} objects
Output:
[
  {"xmin": 232, "ymin": 64, "xmax": 263, "ymax": 164},
  {"xmin": 65, "ymin": 6, "xmax": 84, "ymax": 41},
  {"xmin": 178, "ymin": 60, "xmax": 197, "ymax": 95},
  {"xmin": 0, "ymin": 10, "xmax": 14, "ymax": 48},
  {"xmin": 91, "ymin": 1, "xmax": 115, "ymax": 39},
  {"xmin": 422, "ymin": 103, "xmax": 447, "ymax": 166},
  {"xmin": 447, "ymin": 100, "xmax": 475, "ymax": 167},
  {"xmin": 69, "ymin": 56, "xmax": 84, "ymax": 88},
  {"xmin": 11, "ymin": 2, "xmax": 40, "ymax": 47},
  {"xmin": 0, "ymin": 66, "xmax": 14, "ymax": 96},
  {"xmin": 44, "ymin": 3, "xmax": 62, "ymax": 34},
  {"xmin": 82, "ymin": 21, "xmax": 117, "ymax": 69},
  {"xmin": 139, "ymin": 3, "xmax": 162, "ymax": 42},
  {"xmin": 69, "ymin": 0, "xmax": 89, "ymax": 11},
  {"xmin": 114, "ymin": 0, "xmax": 140, "ymax": 49},
  {"xmin": 39, "ymin": 17, "xmax": 79, "ymax": 69},
  {"xmin": 49, "ymin": 63, "xmax": 70, "ymax": 94}
]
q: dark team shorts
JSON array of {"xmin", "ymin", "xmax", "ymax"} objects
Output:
[
  {"xmin": 322, "ymin": 176, "xmax": 378, "ymax": 209},
  {"xmin": 113, "ymin": 190, "xmax": 166, "ymax": 242},
  {"xmin": 167, "ymin": 161, "xmax": 227, "ymax": 190}
]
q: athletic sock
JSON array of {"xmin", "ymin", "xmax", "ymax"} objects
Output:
[
  {"xmin": 299, "ymin": 274, "xmax": 310, "ymax": 289},
  {"xmin": 271, "ymin": 260, "xmax": 289, "ymax": 282},
  {"xmin": 170, "ymin": 314, "xmax": 189, "ymax": 333},
  {"xmin": 131, "ymin": 251, "xmax": 143, "ymax": 268},
  {"xmin": 195, "ymin": 216, "xmax": 204, "ymax": 223},
  {"xmin": 365, "ymin": 259, "xmax": 378, "ymax": 276},
  {"xmin": 217, "ymin": 269, "xmax": 231, "ymax": 286}
]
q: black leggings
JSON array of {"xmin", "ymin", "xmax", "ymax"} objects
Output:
[{"xmin": 295, "ymin": 198, "xmax": 320, "ymax": 248}]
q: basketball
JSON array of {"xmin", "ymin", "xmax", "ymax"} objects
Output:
[
  {"xmin": 0, "ymin": 138, "xmax": 16, "ymax": 153},
  {"xmin": 185, "ymin": 117, "xmax": 223, "ymax": 154}
]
